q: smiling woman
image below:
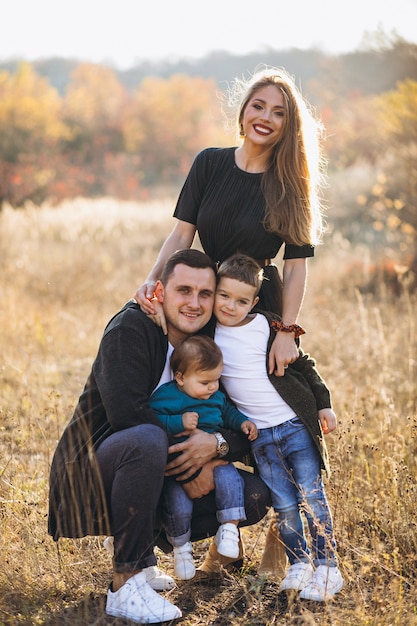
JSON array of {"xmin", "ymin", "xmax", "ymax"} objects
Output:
[
  {"xmin": 135, "ymin": 66, "xmax": 326, "ymax": 376},
  {"xmin": 235, "ymin": 84, "xmax": 286, "ymax": 169}
]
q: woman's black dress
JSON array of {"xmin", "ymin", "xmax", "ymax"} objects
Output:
[{"xmin": 174, "ymin": 147, "xmax": 314, "ymax": 315}]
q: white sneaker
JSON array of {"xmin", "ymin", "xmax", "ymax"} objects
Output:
[
  {"xmin": 300, "ymin": 565, "xmax": 344, "ymax": 601},
  {"xmin": 103, "ymin": 537, "xmax": 176, "ymax": 591},
  {"xmin": 103, "ymin": 536, "xmax": 114, "ymax": 555},
  {"xmin": 106, "ymin": 571, "xmax": 182, "ymax": 623},
  {"xmin": 173, "ymin": 541, "xmax": 196, "ymax": 580},
  {"xmin": 279, "ymin": 562, "xmax": 314, "ymax": 591},
  {"xmin": 215, "ymin": 523, "xmax": 240, "ymax": 558},
  {"xmin": 144, "ymin": 565, "xmax": 176, "ymax": 591}
]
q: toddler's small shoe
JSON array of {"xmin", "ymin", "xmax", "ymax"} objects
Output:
[
  {"xmin": 106, "ymin": 571, "xmax": 181, "ymax": 623},
  {"xmin": 215, "ymin": 523, "xmax": 240, "ymax": 559},
  {"xmin": 299, "ymin": 564, "xmax": 344, "ymax": 601},
  {"xmin": 173, "ymin": 541, "xmax": 196, "ymax": 579},
  {"xmin": 279, "ymin": 562, "xmax": 314, "ymax": 591}
]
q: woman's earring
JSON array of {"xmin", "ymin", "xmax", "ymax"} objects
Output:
[{"xmin": 239, "ymin": 123, "xmax": 246, "ymax": 138}]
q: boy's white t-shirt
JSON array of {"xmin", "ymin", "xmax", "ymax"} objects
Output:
[{"xmin": 215, "ymin": 313, "xmax": 297, "ymax": 428}]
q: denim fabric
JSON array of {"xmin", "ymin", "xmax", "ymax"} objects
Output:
[
  {"xmin": 251, "ymin": 418, "xmax": 337, "ymax": 567},
  {"xmin": 96, "ymin": 423, "xmax": 271, "ymax": 571},
  {"xmin": 214, "ymin": 464, "xmax": 246, "ymax": 524},
  {"xmin": 162, "ymin": 463, "xmax": 246, "ymax": 545},
  {"xmin": 189, "ymin": 469, "xmax": 270, "ymax": 539}
]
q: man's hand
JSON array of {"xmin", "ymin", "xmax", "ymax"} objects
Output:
[
  {"xmin": 166, "ymin": 429, "xmax": 217, "ymax": 479},
  {"xmin": 182, "ymin": 459, "xmax": 227, "ymax": 499}
]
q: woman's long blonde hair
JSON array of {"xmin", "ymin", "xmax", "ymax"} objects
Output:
[{"xmin": 228, "ymin": 66, "xmax": 326, "ymax": 246}]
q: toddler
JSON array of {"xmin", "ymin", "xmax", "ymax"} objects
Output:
[{"xmin": 150, "ymin": 335, "xmax": 257, "ymax": 579}]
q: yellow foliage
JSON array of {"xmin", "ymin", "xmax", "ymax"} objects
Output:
[
  {"xmin": 63, "ymin": 63, "xmax": 127, "ymax": 127},
  {"xmin": 375, "ymin": 79, "xmax": 417, "ymax": 144},
  {"xmin": 123, "ymin": 74, "xmax": 230, "ymax": 157},
  {"xmin": 0, "ymin": 63, "xmax": 67, "ymax": 144},
  {"xmin": 387, "ymin": 214, "xmax": 401, "ymax": 229}
]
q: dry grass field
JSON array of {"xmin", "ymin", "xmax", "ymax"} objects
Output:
[{"xmin": 0, "ymin": 198, "xmax": 416, "ymax": 625}]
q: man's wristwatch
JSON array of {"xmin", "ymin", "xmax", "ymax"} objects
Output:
[{"xmin": 214, "ymin": 432, "xmax": 229, "ymax": 458}]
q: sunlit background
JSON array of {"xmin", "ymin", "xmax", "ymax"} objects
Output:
[{"xmin": 2, "ymin": 0, "xmax": 417, "ymax": 66}]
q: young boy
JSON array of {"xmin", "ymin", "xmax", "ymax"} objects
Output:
[
  {"xmin": 150, "ymin": 335, "xmax": 258, "ymax": 580},
  {"xmin": 213, "ymin": 253, "xmax": 344, "ymax": 602}
]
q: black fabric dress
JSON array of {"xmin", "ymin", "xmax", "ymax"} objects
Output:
[{"xmin": 174, "ymin": 147, "xmax": 314, "ymax": 315}]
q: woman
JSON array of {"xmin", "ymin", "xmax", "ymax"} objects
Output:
[{"xmin": 135, "ymin": 65, "xmax": 326, "ymax": 377}]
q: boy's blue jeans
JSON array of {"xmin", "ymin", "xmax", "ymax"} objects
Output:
[
  {"xmin": 251, "ymin": 418, "xmax": 337, "ymax": 567},
  {"xmin": 161, "ymin": 463, "xmax": 246, "ymax": 547}
]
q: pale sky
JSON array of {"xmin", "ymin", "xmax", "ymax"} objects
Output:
[{"xmin": 3, "ymin": 0, "xmax": 417, "ymax": 69}]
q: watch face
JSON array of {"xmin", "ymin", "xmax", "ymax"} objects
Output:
[{"xmin": 215, "ymin": 432, "xmax": 228, "ymax": 456}]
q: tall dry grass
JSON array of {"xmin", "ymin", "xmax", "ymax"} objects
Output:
[{"xmin": 0, "ymin": 198, "xmax": 416, "ymax": 625}]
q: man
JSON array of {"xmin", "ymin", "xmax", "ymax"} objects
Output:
[{"xmin": 48, "ymin": 249, "xmax": 270, "ymax": 624}]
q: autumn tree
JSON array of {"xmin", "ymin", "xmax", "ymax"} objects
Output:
[
  {"xmin": 0, "ymin": 63, "xmax": 67, "ymax": 208},
  {"xmin": 321, "ymin": 92, "xmax": 382, "ymax": 169},
  {"xmin": 372, "ymin": 80, "xmax": 417, "ymax": 279},
  {"xmin": 122, "ymin": 74, "xmax": 229, "ymax": 186},
  {"xmin": 366, "ymin": 81, "xmax": 417, "ymax": 242},
  {"xmin": 339, "ymin": 80, "xmax": 417, "ymax": 292},
  {"xmin": 61, "ymin": 63, "xmax": 132, "ymax": 197}
]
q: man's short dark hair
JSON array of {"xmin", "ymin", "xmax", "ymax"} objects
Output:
[{"xmin": 160, "ymin": 249, "xmax": 216, "ymax": 285}]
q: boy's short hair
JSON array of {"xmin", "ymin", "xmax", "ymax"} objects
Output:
[
  {"xmin": 217, "ymin": 254, "xmax": 264, "ymax": 296},
  {"xmin": 160, "ymin": 249, "xmax": 216, "ymax": 285},
  {"xmin": 170, "ymin": 335, "xmax": 223, "ymax": 375}
]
